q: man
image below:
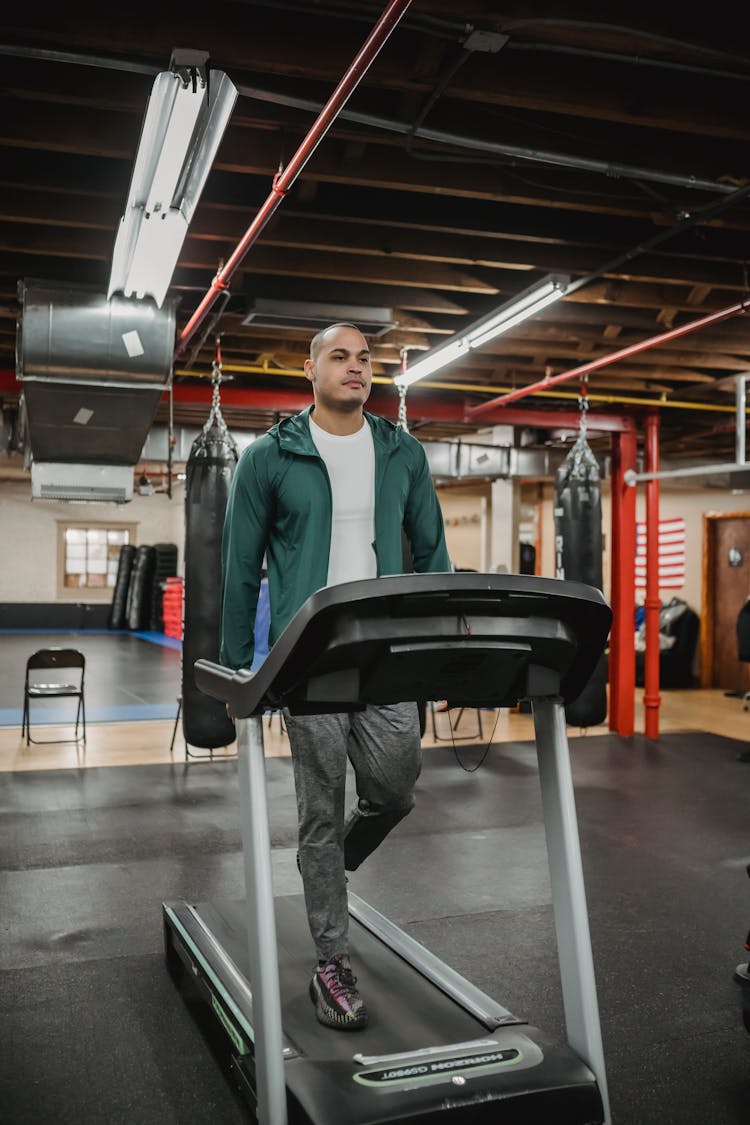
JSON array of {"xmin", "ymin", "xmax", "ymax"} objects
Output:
[{"xmin": 220, "ymin": 322, "xmax": 450, "ymax": 1031}]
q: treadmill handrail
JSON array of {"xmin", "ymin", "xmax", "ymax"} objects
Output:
[{"xmin": 196, "ymin": 573, "xmax": 611, "ymax": 718}]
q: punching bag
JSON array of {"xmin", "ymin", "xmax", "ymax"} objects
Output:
[
  {"xmin": 108, "ymin": 543, "xmax": 135, "ymax": 629},
  {"xmin": 737, "ymin": 599, "xmax": 750, "ymax": 663},
  {"xmin": 182, "ymin": 388, "xmax": 238, "ymax": 749},
  {"xmin": 554, "ymin": 431, "xmax": 608, "ymax": 727},
  {"xmin": 125, "ymin": 545, "xmax": 156, "ymax": 630}
]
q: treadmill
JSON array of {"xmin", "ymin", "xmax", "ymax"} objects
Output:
[{"xmin": 163, "ymin": 572, "xmax": 613, "ymax": 1125}]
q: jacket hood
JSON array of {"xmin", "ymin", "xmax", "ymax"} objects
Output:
[{"xmin": 271, "ymin": 405, "xmax": 402, "ymax": 455}]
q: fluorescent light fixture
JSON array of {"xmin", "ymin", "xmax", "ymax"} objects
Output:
[
  {"xmin": 394, "ymin": 337, "xmax": 470, "ymax": 385},
  {"xmin": 108, "ymin": 58, "xmax": 237, "ymax": 307},
  {"xmin": 394, "ymin": 274, "xmax": 569, "ymax": 388}
]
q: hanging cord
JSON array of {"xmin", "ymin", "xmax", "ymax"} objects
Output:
[
  {"xmin": 396, "ymin": 348, "xmax": 410, "ymax": 431},
  {"xmin": 440, "ymin": 612, "xmax": 502, "ymax": 772},
  {"xmin": 448, "ymin": 706, "xmax": 501, "ymax": 772}
]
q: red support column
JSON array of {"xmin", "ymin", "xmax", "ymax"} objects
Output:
[
  {"xmin": 609, "ymin": 429, "xmax": 638, "ymax": 735},
  {"xmin": 644, "ymin": 411, "xmax": 661, "ymax": 738}
]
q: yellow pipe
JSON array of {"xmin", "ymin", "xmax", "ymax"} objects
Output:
[{"xmin": 174, "ymin": 363, "xmax": 738, "ymax": 414}]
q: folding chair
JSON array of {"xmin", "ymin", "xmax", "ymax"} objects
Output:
[
  {"xmin": 21, "ymin": 648, "xmax": 86, "ymax": 745},
  {"xmin": 429, "ymin": 701, "xmax": 484, "ymax": 741}
]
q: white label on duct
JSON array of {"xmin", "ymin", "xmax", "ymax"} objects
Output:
[
  {"xmin": 122, "ymin": 329, "xmax": 145, "ymax": 357},
  {"xmin": 73, "ymin": 407, "xmax": 94, "ymax": 425}
]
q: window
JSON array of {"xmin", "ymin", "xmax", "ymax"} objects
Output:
[{"xmin": 57, "ymin": 521, "xmax": 137, "ymax": 599}]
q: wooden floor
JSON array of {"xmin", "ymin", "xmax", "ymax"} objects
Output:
[{"xmin": 2, "ymin": 688, "xmax": 749, "ymax": 771}]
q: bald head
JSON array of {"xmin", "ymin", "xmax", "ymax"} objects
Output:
[{"xmin": 309, "ymin": 322, "xmax": 363, "ymax": 361}]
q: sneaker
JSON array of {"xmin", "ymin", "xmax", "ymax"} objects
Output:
[{"xmin": 309, "ymin": 954, "xmax": 368, "ymax": 1030}]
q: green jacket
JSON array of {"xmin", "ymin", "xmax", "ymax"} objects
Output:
[{"xmin": 220, "ymin": 406, "xmax": 450, "ymax": 670}]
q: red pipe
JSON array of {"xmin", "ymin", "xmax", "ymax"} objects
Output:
[
  {"xmin": 0, "ymin": 362, "xmax": 637, "ymax": 431},
  {"xmin": 466, "ymin": 298, "xmax": 750, "ymax": 418},
  {"xmin": 609, "ymin": 429, "xmax": 637, "ymax": 736},
  {"xmin": 175, "ymin": 0, "xmax": 412, "ymax": 358},
  {"xmin": 0, "ymin": 365, "xmax": 637, "ymax": 429},
  {"xmin": 166, "ymin": 382, "xmax": 637, "ymax": 429},
  {"xmin": 443, "ymin": 405, "xmax": 635, "ymax": 432},
  {"xmin": 0, "ymin": 369, "xmax": 21, "ymax": 392},
  {"xmin": 644, "ymin": 411, "xmax": 661, "ymax": 739}
]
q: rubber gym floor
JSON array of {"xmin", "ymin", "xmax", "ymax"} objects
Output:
[{"xmin": 1, "ymin": 630, "xmax": 749, "ymax": 1124}]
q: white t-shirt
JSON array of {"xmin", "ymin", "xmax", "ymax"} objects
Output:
[{"xmin": 309, "ymin": 414, "xmax": 377, "ymax": 586}]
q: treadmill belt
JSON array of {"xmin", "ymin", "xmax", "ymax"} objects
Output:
[
  {"xmin": 200, "ymin": 894, "xmax": 499, "ymax": 1062},
  {"xmin": 170, "ymin": 897, "xmax": 601, "ymax": 1122}
]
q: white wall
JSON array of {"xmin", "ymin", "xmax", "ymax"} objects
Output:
[
  {"xmin": 3, "ymin": 468, "xmax": 748, "ymax": 612},
  {"xmin": 436, "ymin": 488, "xmax": 487, "ymax": 571},
  {"xmin": 0, "ymin": 478, "xmax": 186, "ymax": 602}
]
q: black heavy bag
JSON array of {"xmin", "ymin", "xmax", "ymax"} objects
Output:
[
  {"xmin": 182, "ymin": 407, "xmax": 238, "ymax": 749},
  {"xmin": 519, "ymin": 541, "xmax": 536, "ymax": 575},
  {"xmin": 108, "ymin": 543, "xmax": 135, "ymax": 629},
  {"xmin": 737, "ymin": 599, "xmax": 750, "ymax": 663},
  {"xmin": 554, "ymin": 433, "xmax": 608, "ymax": 727},
  {"xmin": 125, "ymin": 545, "xmax": 157, "ymax": 630}
]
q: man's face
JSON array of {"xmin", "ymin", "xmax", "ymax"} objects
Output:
[{"xmin": 304, "ymin": 326, "xmax": 372, "ymax": 412}]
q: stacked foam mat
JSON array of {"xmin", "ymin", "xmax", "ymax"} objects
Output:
[
  {"xmin": 149, "ymin": 543, "xmax": 179, "ymax": 631},
  {"xmin": 162, "ymin": 577, "xmax": 183, "ymax": 640}
]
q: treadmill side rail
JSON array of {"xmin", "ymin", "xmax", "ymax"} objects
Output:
[
  {"xmin": 348, "ymin": 892, "xmax": 520, "ymax": 1029},
  {"xmin": 163, "ymin": 902, "xmax": 299, "ymax": 1059}
]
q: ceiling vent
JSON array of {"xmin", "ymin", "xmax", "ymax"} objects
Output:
[
  {"xmin": 31, "ymin": 462, "xmax": 134, "ymax": 503},
  {"xmin": 241, "ymin": 298, "xmax": 395, "ymax": 337},
  {"xmin": 17, "ymin": 279, "xmax": 178, "ymax": 468}
]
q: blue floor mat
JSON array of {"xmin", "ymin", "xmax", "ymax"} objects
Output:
[
  {"xmin": 1, "ymin": 703, "xmax": 179, "ymax": 728},
  {"xmin": 1, "ymin": 631, "xmax": 182, "ymax": 725}
]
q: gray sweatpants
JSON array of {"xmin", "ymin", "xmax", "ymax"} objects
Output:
[{"xmin": 283, "ymin": 702, "xmax": 421, "ymax": 961}]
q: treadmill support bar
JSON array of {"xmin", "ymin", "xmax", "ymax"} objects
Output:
[
  {"xmin": 533, "ymin": 697, "xmax": 612, "ymax": 1125},
  {"xmin": 238, "ymin": 715, "xmax": 288, "ymax": 1125}
]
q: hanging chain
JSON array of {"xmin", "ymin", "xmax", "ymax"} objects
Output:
[
  {"xmin": 397, "ymin": 384, "xmax": 409, "ymax": 431},
  {"xmin": 200, "ymin": 336, "xmax": 231, "ymax": 438},
  {"xmin": 397, "ymin": 348, "xmax": 410, "ymax": 431},
  {"xmin": 577, "ymin": 374, "xmax": 589, "ymax": 439}
]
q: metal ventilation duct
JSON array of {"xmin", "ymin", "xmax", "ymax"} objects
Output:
[
  {"xmin": 421, "ymin": 440, "xmax": 601, "ymax": 482},
  {"xmin": 17, "ymin": 279, "xmax": 178, "ymax": 469}
]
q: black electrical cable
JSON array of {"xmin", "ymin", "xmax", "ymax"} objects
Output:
[{"xmin": 446, "ymin": 706, "xmax": 501, "ymax": 774}]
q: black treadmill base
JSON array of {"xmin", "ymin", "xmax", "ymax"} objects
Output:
[{"xmin": 163, "ymin": 898, "xmax": 604, "ymax": 1125}]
